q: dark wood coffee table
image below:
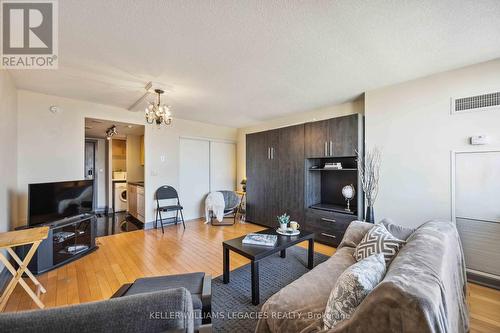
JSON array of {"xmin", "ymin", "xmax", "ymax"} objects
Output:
[{"xmin": 222, "ymin": 229, "xmax": 314, "ymax": 305}]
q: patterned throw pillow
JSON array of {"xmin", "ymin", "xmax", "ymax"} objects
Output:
[
  {"xmin": 354, "ymin": 224, "xmax": 406, "ymax": 264},
  {"xmin": 323, "ymin": 253, "xmax": 386, "ymax": 330}
]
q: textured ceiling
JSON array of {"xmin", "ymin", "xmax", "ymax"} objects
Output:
[
  {"xmin": 9, "ymin": 0, "xmax": 500, "ymax": 127},
  {"xmin": 85, "ymin": 118, "xmax": 144, "ymax": 139}
]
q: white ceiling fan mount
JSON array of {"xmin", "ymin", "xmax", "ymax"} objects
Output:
[{"xmin": 128, "ymin": 81, "xmax": 168, "ymax": 111}]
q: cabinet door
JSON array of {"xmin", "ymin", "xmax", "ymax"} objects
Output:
[
  {"xmin": 137, "ymin": 188, "xmax": 145, "ymax": 222},
  {"xmin": 305, "ymin": 120, "xmax": 329, "ymax": 158},
  {"xmin": 277, "ymin": 124, "xmax": 304, "ymax": 223},
  {"xmin": 245, "ymin": 132, "xmax": 269, "ymax": 225},
  {"xmin": 264, "ymin": 129, "xmax": 280, "ymax": 227},
  {"xmin": 140, "ymin": 135, "xmax": 145, "ymax": 166},
  {"xmin": 328, "ymin": 114, "xmax": 359, "ymax": 157},
  {"xmin": 127, "ymin": 184, "xmax": 137, "ymax": 217}
]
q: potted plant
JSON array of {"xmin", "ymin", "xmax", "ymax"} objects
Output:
[
  {"xmin": 277, "ymin": 213, "xmax": 290, "ymax": 231},
  {"xmin": 356, "ymin": 148, "xmax": 381, "ymax": 223}
]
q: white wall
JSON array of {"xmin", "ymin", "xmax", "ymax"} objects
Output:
[
  {"xmin": 365, "ymin": 59, "xmax": 500, "ymax": 228},
  {"xmin": 236, "ymin": 99, "xmax": 364, "ymax": 189},
  {"xmin": 0, "ymin": 71, "xmax": 18, "ymax": 232},
  {"xmin": 16, "ymin": 90, "xmax": 237, "ymax": 227}
]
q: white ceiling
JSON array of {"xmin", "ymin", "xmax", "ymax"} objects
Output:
[
  {"xmin": 85, "ymin": 118, "xmax": 144, "ymax": 139},
  {"xmin": 10, "ymin": 0, "xmax": 500, "ymax": 128}
]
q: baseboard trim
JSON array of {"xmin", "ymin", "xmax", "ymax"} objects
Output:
[
  {"xmin": 95, "ymin": 206, "xmax": 111, "ymax": 214},
  {"xmin": 467, "ymin": 270, "xmax": 500, "ymax": 290},
  {"xmin": 144, "ymin": 217, "xmax": 199, "ymax": 230}
]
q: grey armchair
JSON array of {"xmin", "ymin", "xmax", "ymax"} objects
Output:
[
  {"xmin": 211, "ymin": 190, "xmax": 240, "ymax": 225},
  {"xmin": 0, "ymin": 288, "xmax": 195, "ymax": 333}
]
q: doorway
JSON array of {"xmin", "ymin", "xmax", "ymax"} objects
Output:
[
  {"xmin": 84, "ymin": 140, "xmax": 97, "ymax": 208},
  {"xmin": 84, "ymin": 118, "xmax": 145, "ymax": 236}
]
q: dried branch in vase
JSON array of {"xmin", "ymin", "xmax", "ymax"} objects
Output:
[{"xmin": 356, "ymin": 148, "xmax": 381, "ymax": 207}]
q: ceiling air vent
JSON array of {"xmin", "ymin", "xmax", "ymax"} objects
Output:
[{"xmin": 452, "ymin": 91, "xmax": 500, "ymax": 114}]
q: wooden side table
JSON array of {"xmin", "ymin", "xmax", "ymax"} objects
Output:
[{"xmin": 0, "ymin": 226, "xmax": 49, "ymax": 311}]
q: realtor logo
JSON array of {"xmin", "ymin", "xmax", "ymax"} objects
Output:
[{"xmin": 1, "ymin": 0, "xmax": 58, "ymax": 69}]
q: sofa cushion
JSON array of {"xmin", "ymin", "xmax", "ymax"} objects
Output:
[
  {"xmin": 323, "ymin": 253, "xmax": 386, "ymax": 330},
  {"xmin": 337, "ymin": 220, "xmax": 374, "ymax": 249},
  {"xmin": 380, "ymin": 218, "xmax": 415, "ymax": 241},
  {"xmin": 255, "ymin": 246, "xmax": 356, "ymax": 333},
  {"xmin": 354, "ymin": 224, "xmax": 405, "ymax": 264}
]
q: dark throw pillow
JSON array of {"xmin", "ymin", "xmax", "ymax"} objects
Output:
[{"xmin": 354, "ymin": 224, "xmax": 405, "ymax": 264}]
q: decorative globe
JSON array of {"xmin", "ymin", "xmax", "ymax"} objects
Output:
[{"xmin": 342, "ymin": 185, "xmax": 355, "ymax": 200}]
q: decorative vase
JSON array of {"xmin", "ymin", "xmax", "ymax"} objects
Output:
[
  {"xmin": 279, "ymin": 222, "xmax": 288, "ymax": 231},
  {"xmin": 365, "ymin": 206, "xmax": 375, "ymax": 223}
]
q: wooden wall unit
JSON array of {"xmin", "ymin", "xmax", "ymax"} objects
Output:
[
  {"xmin": 246, "ymin": 114, "xmax": 364, "ymax": 246},
  {"xmin": 245, "ymin": 130, "xmax": 279, "ymax": 226},
  {"xmin": 305, "ymin": 114, "xmax": 359, "ymax": 158}
]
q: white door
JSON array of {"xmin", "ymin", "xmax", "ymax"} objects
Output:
[
  {"xmin": 179, "ymin": 138, "xmax": 210, "ymax": 220},
  {"xmin": 210, "ymin": 141, "xmax": 236, "ymax": 191},
  {"xmin": 454, "ymin": 150, "xmax": 500, "ymax": 278}
]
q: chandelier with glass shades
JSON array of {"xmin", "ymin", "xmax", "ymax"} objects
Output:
[{"xmin": 145, "ymin": 89, "xmax": 172, "ymax": 125}]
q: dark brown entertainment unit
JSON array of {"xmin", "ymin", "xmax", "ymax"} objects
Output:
[
  {"xmin": 245, "ymin": 114, "xmax": 364, "ymax": 247},
  {"xmin": 16, "ymin": 214, "xmax": 98, "ymax": 275}
]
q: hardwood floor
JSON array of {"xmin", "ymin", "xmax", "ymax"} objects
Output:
[{"xmin": 3, "ymin": 219, "xmax": 500, "ymax": 332}]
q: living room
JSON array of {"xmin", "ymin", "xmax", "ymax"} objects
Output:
[{"xmin": 0, "ymin": 1, "xmax": 499, "ymax": 332}]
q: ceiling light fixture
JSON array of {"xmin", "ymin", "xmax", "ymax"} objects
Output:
[
  {"xmin": 105, "ymin": 125, "xmax": 117, "ymax": 140},
  {"xmin": 145, "ymin": 89, "xmax": 172, "ymax": 126}
]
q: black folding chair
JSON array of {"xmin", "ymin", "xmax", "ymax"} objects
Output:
[{"xmin": 155, "ymin": 185, "xmax": 186, "ymax": 233}]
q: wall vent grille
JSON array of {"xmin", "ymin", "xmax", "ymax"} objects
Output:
[{"xmin": 453, "ymin": 92, "xmax": 500, "ymax": 113}]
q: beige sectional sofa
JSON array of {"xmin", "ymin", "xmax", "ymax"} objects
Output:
[{"xmin": 256, "ymin": 220, "xmax": 469, "ymax": 333}]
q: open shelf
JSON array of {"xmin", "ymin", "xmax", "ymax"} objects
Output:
[{"xmin": 310, "ymin": 203, "xmax": 357, "ymax": 216}]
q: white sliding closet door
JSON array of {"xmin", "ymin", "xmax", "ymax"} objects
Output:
[
  {"xmin": 210, "ymin": 141, "xmax": 236, "ymax": 191},
  {"xmin": 179, "ymin": 138, "xmax": 210, "ymax": 220}
]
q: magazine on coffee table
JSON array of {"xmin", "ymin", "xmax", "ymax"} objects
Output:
[{"xmin": 242, "ymin": 233, "xmax": 277, "ymax": 247}]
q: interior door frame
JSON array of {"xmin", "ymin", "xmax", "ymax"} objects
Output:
[
  {"xmin": 85, "ymin": 139, "xmax": 98, "ymax": 210},
  {"xmin": 450, "ymin": 147, "xmax": 500, "ymax": 223}
]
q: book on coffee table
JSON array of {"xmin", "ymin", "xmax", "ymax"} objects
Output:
[{"xmin": 242, "ymin": 233, "xmax": 277, "ymax": 247}]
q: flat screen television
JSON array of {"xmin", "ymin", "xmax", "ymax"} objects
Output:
[{"xmin": 28, "ymin": 180, "xmax": 94, "ymax": 227}]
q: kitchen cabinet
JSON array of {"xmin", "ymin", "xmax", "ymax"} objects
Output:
[
  {"xmin": 140, "ymin": 135, "xmax": 145, "ymax": 166},
  {"xmin": 127, "ymin": 183, "xmax": 144, "ymax": 223}
]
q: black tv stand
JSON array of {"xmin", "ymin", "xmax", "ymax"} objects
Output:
[{"xmin": 16, "ymin": 214, "xmax": 98, "ymax": 275}]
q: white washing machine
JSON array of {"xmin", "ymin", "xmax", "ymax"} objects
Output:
[{"xmin": 114, "ymin": 182, "xmax": 127, "ymax": 212}]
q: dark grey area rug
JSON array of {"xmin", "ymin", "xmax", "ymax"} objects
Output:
[{"xmin": 211, "ymin": 246, "xmax": 329, "ymax": 332}]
